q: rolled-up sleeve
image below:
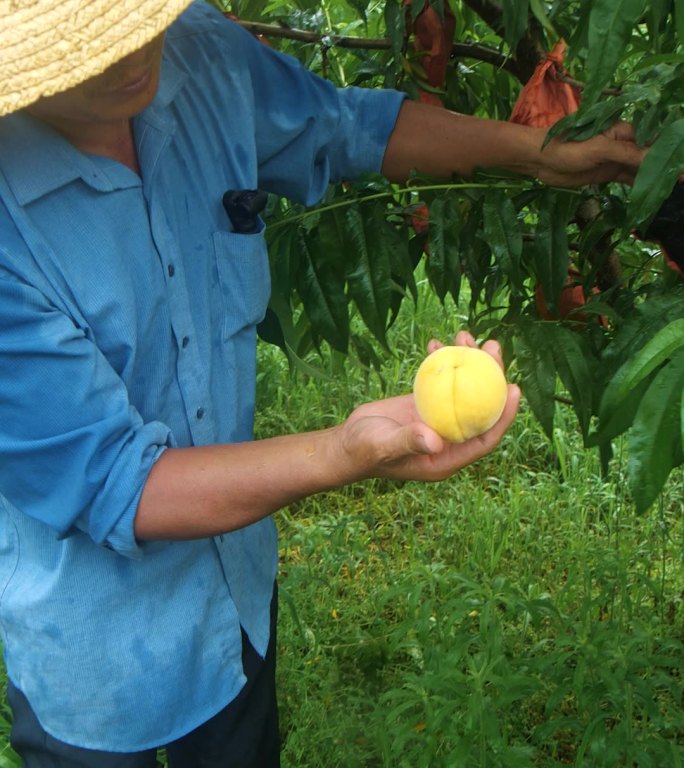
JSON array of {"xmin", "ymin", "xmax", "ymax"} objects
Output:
[{"xmin": 0, "ymin": 269, "xmax": 172, "ymax": 558}]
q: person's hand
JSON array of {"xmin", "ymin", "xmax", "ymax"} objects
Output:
[
  {"xmin": 333, "ymin": 332, "xmax": 520, "ymax": 484},
  {"xmin": 534, "ymin": 121, "xmax": 646, "ymax": 187}
]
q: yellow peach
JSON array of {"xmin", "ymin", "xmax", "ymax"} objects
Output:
[{"xmin": 413, "ymin": 345, "xmax": 508, "ymax": 443}]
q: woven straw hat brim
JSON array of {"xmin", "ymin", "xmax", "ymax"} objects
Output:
[{"xmin": 0, "ymin": 0, "xmax": 195, "ymax": 116}]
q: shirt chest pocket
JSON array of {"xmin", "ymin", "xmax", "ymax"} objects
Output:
[{"xmin": 213, "ymin": 228, "xmax": 271, "ymax": 341}]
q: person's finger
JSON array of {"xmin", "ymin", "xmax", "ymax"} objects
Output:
[
  {"xmin": 388, "ymin": 421, "xmax": 444, "ymax": 459},
  {"xmin": 429, "ymin": 383, "xmax": 520, "ymax": 470},
  {"xmin": 454, "ymin": 330, "xmax": 476, "ymax": 347},
  {"xmin": 483, "ymin": 383, "xmax": 519, "ymax": 441},
  {"xmin": 603, "ymin": 138, "xmax": 647, "ymax": 171},
  {"xmin": 474, "ymin": 383, "xmax": 520, "ymax": 444},
  {"xmin": 497, "ymin": 383, "xmax": 521, "ymax": 430},
  {"xmin": 597, "ymin": 165, "xmax": 641, "ymax": 186},
  {"xmin": 604, "ymin": 120, "xmax": 636, "ymax": 142},
  {"xmin": 424, "ymin": 332, "xmax": 507, "ymax": 383},
  {"xmin": 409, "ymin": 422, "xmax": 444, "ymax": 455},
  {"xmin": 615, "ymin": 169, "xmax": 637, "ymax": 186},
  {"xmin": 480, "ymin": 338, "xmax": 504, "ymax": 369}
]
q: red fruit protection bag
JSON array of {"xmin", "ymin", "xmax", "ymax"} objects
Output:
[{"xmin": 509, "ymin": 39, "xmax": 581, "ymax": 129}]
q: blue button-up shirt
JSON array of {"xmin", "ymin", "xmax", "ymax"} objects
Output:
[{"xmin": 0, "ymin": 2, "xmax": 404, "ymax": 750}]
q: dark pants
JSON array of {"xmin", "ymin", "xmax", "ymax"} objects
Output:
[{"xmin": 8, "ymin": 591, "xmax": 280, "ymax": 768}]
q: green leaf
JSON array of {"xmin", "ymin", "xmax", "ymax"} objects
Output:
[
  {"xmin": 384, "ymin": 0, "xmax": 405, "ymax": 65},
  {"xmin": 628, "ymin": 350, "xmax": 684, "ymax": 513},
  {"xmin": 296, "ymin": 229, "xmax": 349, "ymax": 352},
  {"xmin": 501, "ymin": 0, "xmax": 529, "ymax": 49},
  {"xmin": 628, "ymin": 118, "xmax": 684, "ymax": 231},
  {"xmin": 615, "ymin": 317, "xmax": 684, "ymax": 398},
  {"xmin": 533, "ymin": 190, "xmax": 575, "ymax": 315},
  {"xmin": 280, "ymin": 340, "xmax": 329, "ymax": 381},
  {"xmin": 545, "ymin": 96, "xmax": 629, "ymax": 146},
  {"xmin": 460, "ymin": 195, "xmax": 488, "ymax": 293},
  {"xmin": 344, "ymin": 0, "xmax": 368, "ymax": 25},
  {"xmin": 582, "ymin": 0, "xmax": 643, "ymax": 108},
  {"xmin": 344, "ymin": 203, "xmax": 393, "ymax": 348},
  {"xmin": 431, "ymin": 0, "xmax": 445, "ymax": 22},
  {"xmin": 681, "ymin": 379, "xmax": 684, "ymax": 462},
  {"xmin": 529, "ymin": 0, "xmax": 556, "ymax": 38},
  {"xmin": 424, "ymin": 195, "xmax": 462, "ymax": 302},
  {"xmin": 588, "ymin": 375, "xmax": 650, "ymax": 448},
  {"xmin": 256, "ymin": 307, "xmax": 286, "ymax": 348},
  {"xmin": 635, "ymin": 102, "xmax": 665, "ymax": 147},
  {"xmin": 677, "ymin": 0, "xmax": 684, "ymax": 49},
  {"xmin": 514, "ymin": 320, "xmax": 557, "ymax": 439},
  {"xmin": 599, "ymin": 291, "xmax": 684, "ymax": 380},
  {"xmin": 0, "ymin": 753, "xmax": 22, "ymax": 768},
  {"xmin": 351, "ymin": 332, "xmax": 385, "ymax": 378},
  {"xmin": 592, "ymin": 317, "xmax": 684, "ymax": 448},
  {"xmin": 411, "ymin": 0, "xmax": 428, "ymax": 22},
  {"xmin": 646, "ymin": 0, "xmax": 670, "ymax": 47},
  {"xmin": 631, "ymin": 53, "xmax": 684, "ymax": 72},
  {"xmin": 547, "ymin": 324, "xmax": 595, "ymax": 439},
  {"xmin": 388, "ymin": 217, "xmax": 419, "ymax": 324},
  {"xmin": 483, "ymin": 190, "xmax": 524, "ymax": 292},
  {"xmin": 264, "ymin": 220, "xmax": 306, "ymax": 354}
]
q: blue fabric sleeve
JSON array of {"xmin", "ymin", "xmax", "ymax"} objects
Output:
[
  {"xmin": 0, "ymin": 267, "xmax": 172, "ymax": 558},
  {"xmin": 255, "ymin": 78, "xmax": 406, "ymax": 205},
  {"xmin": 173, "ymin": 3, "xmax": 407, "ymax": 205},
  {"xmin": 248, "ymin": 45, "xmax": 406, "ymax": 203}
]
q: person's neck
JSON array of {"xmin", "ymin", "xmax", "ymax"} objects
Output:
[{"xmin": 40, "ymin": 115, "xmax": 140, "ymax": 174}]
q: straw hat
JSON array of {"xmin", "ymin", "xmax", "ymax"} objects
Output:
[{"xmin": 0, "ymin": 0, "xmax": 195, "ymax": 116}]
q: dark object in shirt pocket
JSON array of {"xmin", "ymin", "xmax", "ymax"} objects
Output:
[{"xmin": 223, "ymin": 189, "xmax": 268, "ymax": 234}]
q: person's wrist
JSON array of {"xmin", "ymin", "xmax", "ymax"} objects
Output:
[
  {"xmin": 492, "ymin": 121, "xmax": 546, "ymax": 179},
  {"xmin": 325, "ymin": 420, "xmax": 372, "ymax": 488},
  {"xmin": 521, "ymin": 125, "xmax": 547, "ymax": 178}
]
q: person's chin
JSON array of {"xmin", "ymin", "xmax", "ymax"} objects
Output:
[{"xmin": 100, "ymin": 70, "xmax": 160, "ymax": 117}]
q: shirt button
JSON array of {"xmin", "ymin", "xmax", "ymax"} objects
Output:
[
  {"xmin": 182, "ymin": 336, "xmax": 190, "ymax": 348},
  {"xmin": 196, "ymin": 407, "xmax": 205, "ymax": 420},
  {"xmin": 167, "ymin": 264, "xmax": 176, "ymax": 277}
]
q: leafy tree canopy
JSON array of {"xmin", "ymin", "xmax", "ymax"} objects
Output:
[{"xmin": 211, "ymin": 0, "xmax": 684, "ymax": 513}]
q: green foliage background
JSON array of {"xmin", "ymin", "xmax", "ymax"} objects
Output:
[
  {"xmin": 211, "ymin": 0, "xmax": 684, "ymax": 514},
  {"xmin": 263, "ymin": 280, "xmax": 684, "ymax": 767}
]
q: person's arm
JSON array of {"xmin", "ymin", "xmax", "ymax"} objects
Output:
[
  {"xmin": 135, "ymin": 335, "xmax": 520, "ymax": 541},
  {"xmin": 381, "ymin": 100, "xmax": 645, "ymax": 187}
]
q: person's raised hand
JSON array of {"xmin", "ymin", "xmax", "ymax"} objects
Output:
[{"xmin": 534, "ymin": 121, "xmax": 646, "ymax": 187}]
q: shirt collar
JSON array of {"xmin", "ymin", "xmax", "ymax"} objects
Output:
[
  {"xmin": 148, "ymin": 57, "xmax": 188, "ymax": 116},
  {"xmin": 0, "ymin": 59, "xmax": 188, "ymax": 206}
]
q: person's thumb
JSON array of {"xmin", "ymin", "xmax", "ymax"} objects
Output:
[{"xmin": 397, "ymin": 423, "xmax": 443, "ymax": 457}]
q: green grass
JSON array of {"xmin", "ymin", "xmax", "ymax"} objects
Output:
[
  {"xmin": 1, "ymin": 282, "xmax": 682, "ymax": 766},
  {"xmin": 273, "ymin": 428, "xmax": 683, "ymax": 767},
  {"xmin": 259, "ymin": 285, "xmax": 684, "ymax": 767}
]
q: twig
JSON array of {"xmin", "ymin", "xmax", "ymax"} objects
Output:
[
  {"xmin": 231, "ymin": 19, "xmax": 621, "ymax": 96},
  {"xmin": 558, "ymin": 73, "xmax": 622, "ymax": 97},
  {"xmin": 232, "ymin": 19, "xmax": 390, "ymax": 49},
  {"xmin": 554, "ymin": 394, "xmax": 574, "ymax": 406},
  {"xmin": 232, "ymin": 18, "xmax": 514, "ymax": 72}
]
